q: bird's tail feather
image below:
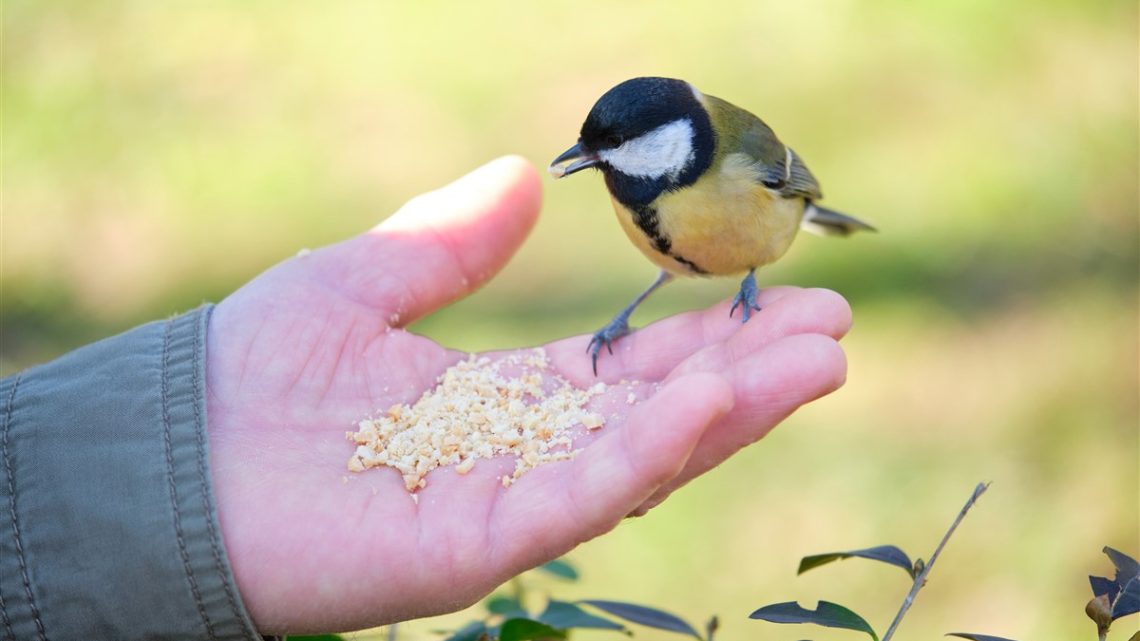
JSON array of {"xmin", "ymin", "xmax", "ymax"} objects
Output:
[{"xmin": 801, "ymin": 203, "xmax": 877, "ymax": 237}]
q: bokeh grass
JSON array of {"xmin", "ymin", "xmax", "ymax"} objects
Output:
[{"xmin": 3, "ymin": 1, "xmax": 1137, "ymax": 638}]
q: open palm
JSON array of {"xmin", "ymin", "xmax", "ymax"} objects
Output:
[{"xmin": 203, "ymin": 157, "xmax": 851, "ymax": 635}]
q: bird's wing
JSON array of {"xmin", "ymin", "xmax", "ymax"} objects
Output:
[
  {"xmin": 779, "ymin": 148, "xmax": 824, "ymax": 201},
  {"xmin": 704, "ymin": 94, "xmax": 824, "ymax": 200},
  {"xmin": 736, "ymin": 119, "xmax": 823, "ymax": 200}
]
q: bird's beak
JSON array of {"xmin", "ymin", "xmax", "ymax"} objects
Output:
[{"xmin": 549, "ymin": 142, "xmax": 600, "ymax": 179}]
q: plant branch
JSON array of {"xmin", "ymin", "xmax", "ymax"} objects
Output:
[{"xmin": 881, "ymin": 482, "xmax": 990, "ymax": 641}]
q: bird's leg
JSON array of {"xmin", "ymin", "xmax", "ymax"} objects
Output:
[
  {"xmin": 729, "ymin": 268, "xmax": 763, "ymax": 323},
  {"xmin": 588, "ymin": 270, "xmax": 674, "ymax": 375}
]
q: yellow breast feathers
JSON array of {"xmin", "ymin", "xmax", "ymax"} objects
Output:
[{"xmin": 612, "ymin": 152, "xmax": 806, "ymax": 276}]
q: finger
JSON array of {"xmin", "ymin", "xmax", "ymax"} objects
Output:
[
  {"xmin": 664, "ymin": 288, "xmax": 851, "ymax": 380},
  {"xmin": 486, "ymin": 372, "xmax": 734, "ymax": 575},
  {"xmin": 631, "ymin": 333, "xmax": 847, "ymax": 516},
  {"xmin": 545, "ymin": 287, "xmax": 852, "ymax": 384},
  {"xmin": 543, "ymin": 286, "xmax": 800, "ymax": 383},
  {"xmin": 317, "ymin": 155, "xmax": 542, "ymax": 325}
]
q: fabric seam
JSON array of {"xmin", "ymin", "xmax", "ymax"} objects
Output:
[
  {"xmin": 2, "ymin": 374, "xmax": 46, "ymax": 640},
  {"xmin": 163, "ymin": 318, "xmax": 218, "ymax": 640},
  {"xmin": 0, "ymin": 376, "xmax": 15, "ymax": 641},
  {"xmin": 192, "ymin": 309, "xmax": 254, "ymax": 639}
]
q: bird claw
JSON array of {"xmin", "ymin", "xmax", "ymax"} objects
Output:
[
  {"xmin": 729, "ymin": 272, "xmax": 763, "ymax": 323},
  {"xmin": 587, "ymin": 319, "xmax": 631, "ymax": 375}
]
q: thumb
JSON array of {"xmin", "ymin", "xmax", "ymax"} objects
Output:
[{"xmin": 325, "ymin": 155, "xmax": 542, "ymax": 325}]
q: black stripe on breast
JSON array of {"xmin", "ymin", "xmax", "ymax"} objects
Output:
[
  {"xmin": 631, "ymin": 204, "xmax": 670, "ymax": 253},
  {"xmin": 630, "ymin": 204, "xmax": 708, "ymax": 275},
  {"xmin": 671, "ymin": 254, "xmax": 707, "ymax": 274}
]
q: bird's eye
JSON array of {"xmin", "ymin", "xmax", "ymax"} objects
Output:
[{"xmin": 605, "ymin": 134, "xmax": 624, "ymax": 147}]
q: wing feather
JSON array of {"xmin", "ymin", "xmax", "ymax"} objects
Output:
[
  {"xmin": 703, "ymin": 94, "xmax": 824, "ymax": 200},
  {"xmin": 780, "ymin": 148, "xmax": 823, "ymax": 200}
]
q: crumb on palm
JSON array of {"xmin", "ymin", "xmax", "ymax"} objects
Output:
[{"xmin": 347, "ymin": 348, "xmax": 629, "ymax": 491}]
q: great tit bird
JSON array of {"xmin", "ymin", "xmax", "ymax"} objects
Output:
[{"xmin": 550, "ymin": 76, "xmax": 874, "ymax": 374}]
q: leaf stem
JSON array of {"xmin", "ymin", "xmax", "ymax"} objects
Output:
[{"xmin": 881, "ymin": 482, "xmax": 990, "ymax": 641}]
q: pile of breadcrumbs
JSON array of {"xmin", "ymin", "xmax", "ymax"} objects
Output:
[{"xmin": 347, "ymin": 348, "xmax": 621, "ymax": 491}]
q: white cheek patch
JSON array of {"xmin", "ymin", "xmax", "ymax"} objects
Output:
[{"xmin": 599, "ymin": 118, "xmax": 695, "ymax": 180}]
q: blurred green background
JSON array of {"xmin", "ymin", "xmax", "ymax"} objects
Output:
[{"xmin": 3, "ymin": 1, "xmax": 1137, "ymax": 638}]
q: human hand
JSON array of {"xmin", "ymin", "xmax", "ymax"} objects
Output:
[{"xmin": 205, "ymin": 156, "xmax": 851, "ymax": 634}]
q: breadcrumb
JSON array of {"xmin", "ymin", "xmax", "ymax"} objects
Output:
[{"xmin": 347, "ymin": 348, "xmax": 607, "ymax": 491}]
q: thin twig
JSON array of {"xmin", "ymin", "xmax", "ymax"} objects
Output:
[{"xmin": 881, "ymin": 482, "xmax": 990, "ymax": 641}]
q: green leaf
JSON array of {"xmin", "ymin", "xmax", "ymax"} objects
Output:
[
  {"xmin": 1113, "ymin": 576, "xmax": 1140, "ymax": 619},
  {"xmin": 539, "ymin": 559, "xmax": 580, "ymax": 581},
  {"xmin": 287, "ymin": 636, "xmax": 346, "ymax": 641},
  {"xmin": 487, "ymin": 595, "xmax": 527, "ymax": 617},
  {"xmin": 538, "ymin": 600, "xmax": 626, "ymax": 631},
  {"xmin": 943, "ymin": 629, "xmax": 1026, "ymax": 634},
  {"xmin": 797, "ymin": 545, "xmax": 913, "ymax": 577},
  {"xmin": 1091, "ymin": 546, "xmax": 1140, "ymax": 620},
  {"xmin": 443, "ymin": 621, "xmax": 488, "ymax": 641},
  {"xmin": 580, "ymin": 600, "xmax": 702, "ymax": 639},
  {"xmin": 749, "ymin": 601, "xmax": 878, "ymax": 641},
  {"xmin": 1105, "ymin": 546, "xmax": 1140, "ymax": 584},
  {"xmin": 1090, "ymin": 575, "xmax": 1118, "ymax": 600},
  {"xmin": 499, "ymin": 618, "xmax": 567, "ymax": 641}
]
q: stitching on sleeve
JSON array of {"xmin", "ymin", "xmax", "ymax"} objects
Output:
[
  {"xmin": 1, "ymin": 388, "xmax": 13, "ymax": 638},
  {"xmin": 0, "ymin": 586, "xmax": 12, "ymax": 641},
  {"xmin": 163, "ymin": 319, "xmax": 219, "ymax": 640},
  {"xmin": 0, "ymin": 599, "xmax": 12, "ymax": 641},
  {"xmin": 191, "ymin": 310, "xmax": 255, "ymax": 639},
  {"xmin": 2, "ymin": 374, "xmax": 47, "ymax": 641}
]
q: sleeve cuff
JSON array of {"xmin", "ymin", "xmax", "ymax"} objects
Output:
[{"xmin": 0, "ymin": 306, "xmax": 262, "ymax": 640}]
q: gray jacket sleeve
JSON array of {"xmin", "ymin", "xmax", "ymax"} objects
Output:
[{"xmin": 0, "ymin": 306, "xmax": 262, "ymax": 641}]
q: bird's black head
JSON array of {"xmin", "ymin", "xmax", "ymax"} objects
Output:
[
  {"xmin": 550, "ymin": 77, "xmax": 716, "ymax": 208},
  {"xmin": 580, "ymin": 77, "xmax": 702, "ymax": 151}
]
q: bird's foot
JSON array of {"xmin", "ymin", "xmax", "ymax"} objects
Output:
[
  {"xmin": 729, "ymin": 271, "xmax": 763, "ymax": 323},
  {"xmin": 587, "ymin": 316, "xmax": 632, "ymax": 376}
]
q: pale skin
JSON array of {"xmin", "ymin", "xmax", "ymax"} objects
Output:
[{"xmin": 205, "ymin": 156, "xmax": 853, "ymax": 634}]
